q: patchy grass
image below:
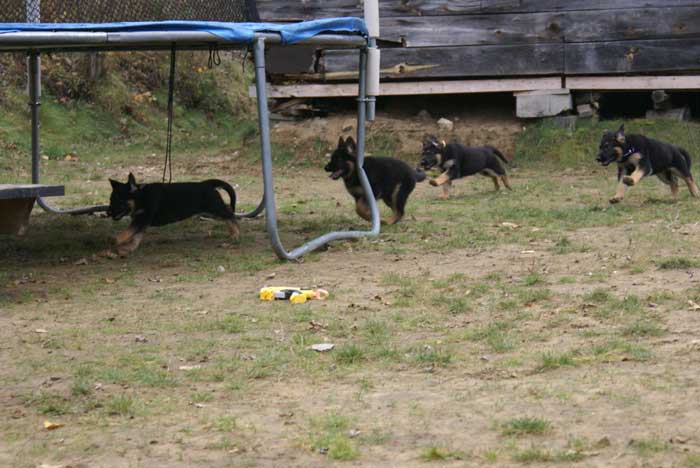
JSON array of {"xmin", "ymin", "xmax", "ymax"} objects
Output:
[
  {"xmin": 537, "ymin": 351, "xmax": 577, "ymax": 372},
  {"xmin": 308, "ymin": 413, "xmax": 360, "ymax": 461},
  {"xmin": 512, "ymin": 445, "xmax": 553, "ymax": 463},
  {"xmin": 104, "ymin": 394, "xmax": 141, "ymax": 417},
  {"xmin": 657, "ymin": 257, "xmax": 698, "ymax": 270},
  {"xmin": 629, "ymin": 438, "xmax": 670, "ymax": 455},
  {"xmin": 420, "ymin": 446, "xmax": 464, "ymax": 461},
  {"xmin": 501, "ymin": 417, "xmax": 552, "ymax": 437}
]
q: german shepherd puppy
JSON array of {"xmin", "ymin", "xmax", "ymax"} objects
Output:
[
  {"xmin": 108, "ymin": 173, "xmax": 239, "ymax": 255},
  {"xmin": 419, "ymin": 135, "xmax": 512, "ymax": 199},
  {"xmin": 596, "ymin": 124, "xmax": 699, "ymax": 204},
  {"xmin": 324, "ymin": 136, "xmax": 426, "ymax": 224}
]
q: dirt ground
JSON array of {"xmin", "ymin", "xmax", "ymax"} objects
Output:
[{"xmin": 2, "ymin": 109, "xmax": 700, "ymax": 468}]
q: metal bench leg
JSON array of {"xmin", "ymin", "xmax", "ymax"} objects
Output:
[
  {"xmin": 253, "ymin": 37, "xmax": 379, "ymax": 260},
  {"xmin": 28, "ymin": 51, "xmax": 108, "ymax": 215}
]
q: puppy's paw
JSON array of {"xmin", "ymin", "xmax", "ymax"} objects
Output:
[
  {"xmin": 622, "ymin": 176, "xmax": 635, "ymax": 186},
  {"xmin": 609, "ymin": 196, "xmax": 622, "ymax": 204},
  {"xmin": 429, "ymin": 179, "xmax": 438, "ymax": 187}
]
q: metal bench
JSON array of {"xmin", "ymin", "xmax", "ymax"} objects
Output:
[{"xmin": 0, "ymin": 184, "xmax": 64, "ymax": 235}]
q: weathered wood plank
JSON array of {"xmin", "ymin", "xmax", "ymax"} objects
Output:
[
  {"xmin": 0, "ymin": 198, "xmax": 35, "ymax": 236},
  {"xmin": 266, "ymin": 45, "xmax": 317, "ymax": 75},
  {"xmin": 250, "ymin": 77, "xmax": 563, "ymax": 98},
  {"xmin": 380, "ymin": 7, "xmax": 700, "ymax": 47},
  {"xmin": 0, "ymin": 184, "xmax": 64, "ymax": 200},
  {"xmin": 256, "ymin": 0, "xmax": 700, "ymax": 20},
  {"xmin": 566, "ymin": 75, "xmax": 700, "ymax": 90},
  {"xmin": 487, "ymin": 0, "xmax": 700, "ymax": 13},
  {"xmin": 381, "ymin": 12, "xmax": 564, "ymax": 47},
  {"xmin": 565, "ymin": 39, "xmax": 700, "ymax": 74},
  {"xmin": 320, "ymin": 44, "xmax": 563, "ymax": 80},
  {"xmin": 563, "ymin": 7, "xmax": 700, "ymax": 43}
]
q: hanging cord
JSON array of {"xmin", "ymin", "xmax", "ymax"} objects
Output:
[
  {"xmin": 208, "ymin": 43, "xmax": 222, "ymax": 68},
  {"xmin": 241, "ymin": 48, "xmax": 250, "ymax": 74},
  {"xmin": 163, "ymin": 45, "xmax": 176, "ymax": 183}
]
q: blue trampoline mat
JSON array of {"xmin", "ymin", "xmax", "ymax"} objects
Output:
[{"xmin": 0, "ymin": 17, "xmax": 367, "ymax": 45}]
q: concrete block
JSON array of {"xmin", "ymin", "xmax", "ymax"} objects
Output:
[
  {"xmin": 516, "ymin": 91, "xmax": 572, "ymax": 118},
  {"xmin": 576, "ymin": 104, "xmax": 596, "ymax": 117},
  {"xmin": 646, "ymin": 107, "xmax": 690, "ymax": 121}
]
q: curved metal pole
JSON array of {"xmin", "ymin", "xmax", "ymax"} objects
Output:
[
  {"xmin": 253, "ymin": 37, "xmax": 379, "ymax": 260},
  {"xmin": 28, "ymin": 51, "xmax": 109, "ymax": 215},
  {"xmin": 236, "ymin": 196, "xmax": 265, "ymax": 218}
]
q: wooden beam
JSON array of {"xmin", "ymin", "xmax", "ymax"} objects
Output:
[
  {"xmin": 322, "ymin": 44, "xmax": 564, "ymax": 80},
  {"xmin": 566, "ymin": 75, "xmax": 700, "ymax": 90},
  {"xmin": 565, "ymin": 39, "xmax": 700, "ymax": 74},
  {"xmin": 256, "ymin": 0, "xmax": 700, "ymax": 20},
  {"xmin": 378, "ymin": 7, "xmax": 700, "ymax": 47},
  {"xmin": 249, "ymin": 78, "xmax": 563, "ymax": 98},
  {"xmin": 0, "ymin": 198, "xmax": 35, "ymax": 236},
  {"xmin": 0, "ymin": 184, "xmax": 64, "ymax": 200}
]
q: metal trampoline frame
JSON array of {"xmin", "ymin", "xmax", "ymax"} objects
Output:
[{"xmin": 0, "ymin": 25, "xmax": 380, "ymax": 260}]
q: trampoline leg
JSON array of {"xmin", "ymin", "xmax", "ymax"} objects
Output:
[
  {"xmin": 28, "ymin": 52, "xmax": 108, "ymax": 215},
  {"xmin": 236, "ymin": 196, "xmax": 265, "ymax": 218},
  {"xmin": 252, "ymin": 38, "xmax": 379, "ymax": 260},
  {"xmin": 29, "ymin": 52, "xmax": 40, "ymax": 186}
]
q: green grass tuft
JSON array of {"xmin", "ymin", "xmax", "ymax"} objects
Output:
[{"xmin": 501, "ymin": 417, "xmax": 552, "ymax": 436}]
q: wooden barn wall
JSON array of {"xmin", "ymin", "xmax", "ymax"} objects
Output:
[{"xmin": 256, "ymin": 0, "xmax": 700, "ymax": 82}]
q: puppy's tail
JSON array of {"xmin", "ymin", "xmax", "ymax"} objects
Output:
[
  {"xmin": 489, "ymin": 146, "xmax": 511, "ymax": 165},
  {"xmin": 208, "ymin": 179, "xmax": 237, "ymax": 212},
  {"xmin": 414, "ymin": 169, "xmax": 427, "ymax": 183},
  {"xmin": 680, "ymin": 148, "xmax": 692, "ymax": 170}
]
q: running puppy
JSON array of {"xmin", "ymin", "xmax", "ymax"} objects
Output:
[
  {"xmin": 324, "ymin": 136, "xmax": 426, "ymax": 224},
  {"xmin": 596, "ymin": 124, "xmax": 699, "ymax": 204},
  {"xmin": 419, "ymin": 135, "xmax": 512, "ymax": 199},
  {"xmin": 107, "ymin": 173, "xmax": 240, "ymax": 255}
]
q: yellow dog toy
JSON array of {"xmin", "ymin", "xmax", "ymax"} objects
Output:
[{"xmin": 259, "ymin": 286, "xmax": 329, "ymax": 304}]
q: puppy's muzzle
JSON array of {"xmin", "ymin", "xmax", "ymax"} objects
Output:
[
  {"xmin": 596, "ymin": 153, "xmax": 615, "ymax": 166},
  {"xmin": 419, "ymin": 158, "xmax": 435, "ymax": 170}
]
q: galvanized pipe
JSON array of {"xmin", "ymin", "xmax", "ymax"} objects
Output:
[
  {"xmin": 28, "ymin": 52, "xmax": 40, "ymax": 185},
  {"xmin": 0, "ymin": 31, "xmax": 366, "ymax": 53},
  {"xmin": 253, "ymin": 37, "xmax": 378, "ymax": 260},
  {"xmin": 366, "ymin": 37, "xmax": 378, "ymax": 122},
  {"xmin": 236, "ymin": 197, "xmax": 265, "ymax": 218}
]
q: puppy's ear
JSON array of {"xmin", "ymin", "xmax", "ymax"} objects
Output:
[
  {"xmin": 616, "ymin": 124, "xmax": 626, "ymax": 144},
  {"xmin": 337, "ymin": 136, "xmax": 345, "ymax": 148},
  {"xmin": 109, "ymin": 179, "xmax": 120, "ymax": 190},
  {"xmin": 345, "ymin": 136, "xmax": 357, "ymax": 156},
  {"xmin": 127, "ymin": 173, "xmax": 138, "ymax": 192}
]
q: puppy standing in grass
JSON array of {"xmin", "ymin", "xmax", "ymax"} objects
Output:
[
  {"xmin": 324, "ymin": 136, "xmax": 426, "ymax": 224},
  {"xmin": 596, "ymin": 124, "xmax": 699, "ymax": 204},
  {"xmin": 419, "ymin": 135, "xmax": 512, "ymax": 199},
  {"xmin": 107, "ymin": 173, "xmax": 240, "ymax": 255}
]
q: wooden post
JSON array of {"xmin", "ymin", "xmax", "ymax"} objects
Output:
[{"xmin": 0, "ymin": 198, "xmax": 36, "ymax": 236}]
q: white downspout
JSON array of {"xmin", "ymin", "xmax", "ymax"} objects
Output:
[{"xmin": 364, "ymin": 0, "xmax": 380, "ymax": 121}]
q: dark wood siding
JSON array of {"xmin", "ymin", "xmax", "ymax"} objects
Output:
[{"xmin": 256, "ymin": 1, "xmax": 700, "ymax": 82}]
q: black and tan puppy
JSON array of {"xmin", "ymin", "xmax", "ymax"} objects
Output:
[
  {"xmin": 324, "ymin": 136, "xmax": 426, "ymax": 224},
  {"xmin": 419, "ymin": 135, "xmax": 512, "ymax": 199},
  {"xmin": 596, "ymin": 124, "xmax": 699, "ymax": 204},
  {"xmin": 108, "ymin": 173, "xmax": 239, "ymax": 255}
]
